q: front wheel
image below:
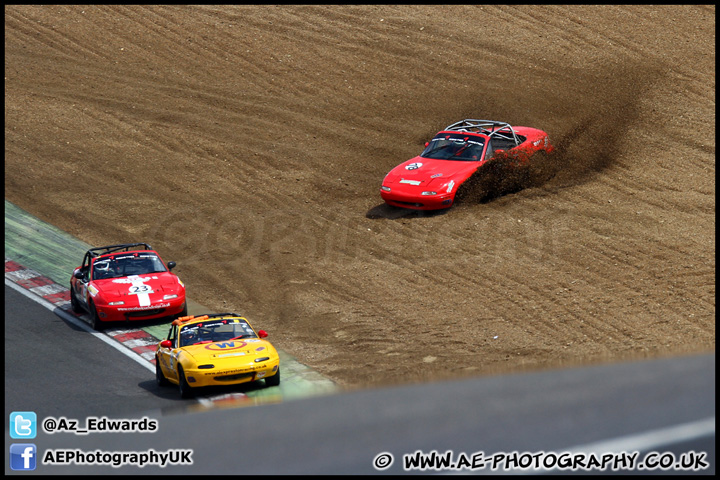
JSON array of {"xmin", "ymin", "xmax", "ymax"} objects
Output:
[
  {"xmin": 265, "ymin": 368, "xmax": 280, "ymax": 387},
  {"xmin": 88, "ymin": 300, "xmax": 105, "ymax": 331},
  {"xmin": 177, "ymin": 365, "xmax": 194, "ymax": 398}
]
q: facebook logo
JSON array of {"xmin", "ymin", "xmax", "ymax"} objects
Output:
[
  {"xmin": 9, "ymin": 411, "xmax": 36, "ymax": 439},
  {"xmin": 10, "ymin": 444, "xmax": 37, "ymax": 471}
]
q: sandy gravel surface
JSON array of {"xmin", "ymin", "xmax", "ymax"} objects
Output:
[{"xmin": 5, "ymin": 5, "xmax": 715, "ymax": 388}]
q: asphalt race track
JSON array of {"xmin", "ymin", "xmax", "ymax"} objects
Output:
[
  {"xmin": 5, "ymin": 282, "xmax": 715, "ymax": 474},
  {"xmin": 4, "ymin": 284, "xmax": 184, "ymax": 418}
]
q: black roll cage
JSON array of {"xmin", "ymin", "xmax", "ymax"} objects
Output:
[
  {"xmin": 191, "ymin": 312, "xmax": 244, "ymax": 320},
  {"xmin": 80, "ymin": 243, "xmax": 155, "ymax": 273},
  {"xmin": 171, "ymin": 313, "xmax": 253, "ymax": 343},
  {"xmin": 87, "ymin": 243, "xmax": 154, "ymax": 258}
]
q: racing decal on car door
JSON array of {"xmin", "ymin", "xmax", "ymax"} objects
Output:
[
  {"xmin": 158, "ymin": 352, "xmax": 173, "ymax": 374},
  {"xmin": 169, "ymin": 350, "xmax": 180, "ymax": 375}
]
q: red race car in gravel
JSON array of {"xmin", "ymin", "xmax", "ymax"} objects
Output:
[
  {"xmin": 70, "ymin": 243, "xmax": 187, "ymax": 330},
  {"xmin": 380, "ymin": 119, "xmax": 554, "ymax": 210}
]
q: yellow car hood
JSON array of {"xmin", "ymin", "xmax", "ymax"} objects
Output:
[{"xmin": 182, "ymin": 338, "xmax": 276, "ymax": 364}]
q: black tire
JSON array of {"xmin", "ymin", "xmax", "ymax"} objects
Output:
[
  {"xmin": 156, "ymin": 357, "xmax": 170, "ymax": 387},
  {"xmin": 265, "ymin": 367, "xmax": 281, "ymax": 387},
  {"xmin": 69, "ymin": 285, "xmax": 83, "ymax": 314},
  {"xmin": 177, "ymin": 365, "xmax": 194, "ymax": 398},
  {"xmin": 88, "ymin": 300, "xmax": 105, "ymax": 331}
]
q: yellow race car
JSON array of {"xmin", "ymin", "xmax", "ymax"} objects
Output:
[{"xmin": 155, "ymin": 313, "xmax": 280, "ymax": 398}]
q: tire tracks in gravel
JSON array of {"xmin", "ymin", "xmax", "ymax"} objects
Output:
[{"xmin": 5, "ymin": 5, "xmax": 714, "ymax": 387}]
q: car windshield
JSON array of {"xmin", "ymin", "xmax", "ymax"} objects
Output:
[
  {"xmin": 180, "ymin": 319, "xmax": 257, "ymax": 347},
  {"xmin": 93, "ymin": 253, "xmax": 167, "ymax": 280},
  {"xmin": 420, "ymin": 135, "xmax": 486, "ymax": 161}
]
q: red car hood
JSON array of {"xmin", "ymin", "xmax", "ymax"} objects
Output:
[
  {"xmin": 382, "ymin": 156, "xmax": 482, "ymax": 188},
  {"xmin": 92, "ymin": 272, "xmax": 182, "ymax": 303}
]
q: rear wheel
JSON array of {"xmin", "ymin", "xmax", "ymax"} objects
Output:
[
  {"xmin": 69, "ymin": 285, "xmax": 83, "ymax": 314},
  {"xmin": 155, "ymin": 357, "xmax": 170, "ymax": 387},
  {"xmin": 265, "ymin": 367, "xmax": 281, "ymax": 387},
  {"xmin": 177, "ymin": 365, "xmax": 194, "ymax": 398}
]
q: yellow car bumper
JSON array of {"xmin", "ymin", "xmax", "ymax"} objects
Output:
[{"xmin": 183, "ymin": 360, "xmax": 279, "ymax": 388}]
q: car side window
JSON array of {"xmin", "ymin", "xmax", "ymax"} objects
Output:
[{"xmin": 488, "ymin": 138, "xmax": 518, "ymax": 159}]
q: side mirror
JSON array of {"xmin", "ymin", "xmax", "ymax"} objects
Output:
[
  {"xmin": 74, "ymin": 270, "xmax": 85, "ymax": 279},
  {"xmin": 424, "ymin": 141, "xmax": 430, "ymax": 147},
  {"xmin": 167, "ymin": 261, "xmax": 176, "ymax": 271},
  {"xmin": 258, "ymin": 330, "xmax": 268, "ymax": 338},
  {"xmin": 160, "ymin": 340, "xmax": 173, "ymax": 349}
]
